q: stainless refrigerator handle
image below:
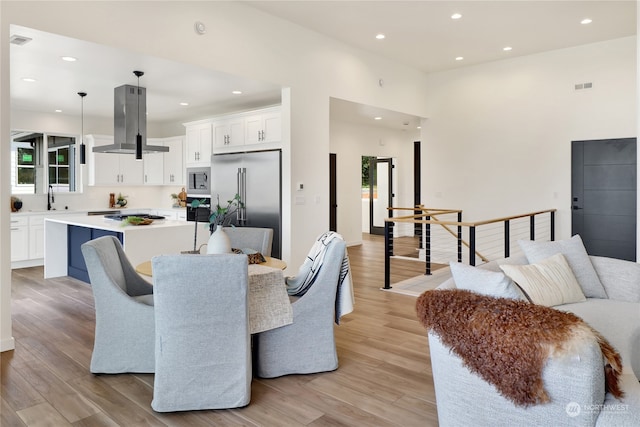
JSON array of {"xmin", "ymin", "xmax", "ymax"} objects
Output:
[
  {"xmin": 240, "ymin": 168, "xmax": 247, "ymax": 223},
  {"xmin": 236, "ymin": 167, "xmax": 242, "ymax": 221}
]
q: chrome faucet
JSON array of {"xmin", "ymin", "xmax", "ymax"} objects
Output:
[{"xmin": 47, "ymin": 185, "xmax": 55, "ymax": 210}]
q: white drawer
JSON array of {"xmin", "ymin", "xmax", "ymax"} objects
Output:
[{"xmin": 10, "ymin": 216, "xmax": 28, "ymax": 227}]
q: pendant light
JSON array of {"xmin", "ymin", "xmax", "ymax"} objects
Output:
[
  {"xmin": 78, "ymin": 92, "xmax": 87, "ymax": 165},
  {"xmin": 134, "ymin": 70, "xmax": 144, "ymax": 161}
]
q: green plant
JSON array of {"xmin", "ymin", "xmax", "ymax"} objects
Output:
[{"xmin": 208, "ymin": 194, "xmax": 243, "ymax": 232}]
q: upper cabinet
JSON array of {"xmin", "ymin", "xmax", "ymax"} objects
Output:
[
  {"xmin": 213, "ymin": 116, "xmax": 245, "ymax": 148},
  {"xmin": 162, "ymin": 136, "xmax": 185, "ymax": 185},
  {"xmin": 87, "ymin": 135, "xmax": 144, "ymax": 186},
  {"xmin": 184, "ymin": 105, "xmax": 282, "ymax": 157},
  {"xmin": 184, "ymin": 121, "xmax": 212, "ymax": 167},
  {"xmin": 143, "ymin": 139, "xmax": 164, "ymax": 185},
  {"xmin": 88, "ymin": 135, "xmax": 184, "ymax": 186},
  {"xmin": 244, "ymin": 107, "xmax": 281, "ymax": 145}
]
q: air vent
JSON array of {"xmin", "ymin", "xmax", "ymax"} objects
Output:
[
  {"xmin": 10, "ymin": 35, "xmax": 32, "ymax": 46},
  {"xmin": 574, "ymin": 82, "xmax": 593, "ymax": 91}
]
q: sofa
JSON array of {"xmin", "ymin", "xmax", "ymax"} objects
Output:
[{"xmin": 422, "ymin": 236, "xmax": 640, "ymax": 427}]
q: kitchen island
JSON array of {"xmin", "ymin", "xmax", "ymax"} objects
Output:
[{"xmin": 45, "ymin": 214, "xmax": 209, "ymax": 282}]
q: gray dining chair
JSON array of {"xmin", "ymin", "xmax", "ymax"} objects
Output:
[
  {"xmin": 81, "ymin": 236, "xmax": 155, "ymax": 374},
  {"xmin": 223, "ymin": 226, "xmax": 273, "ymax": 256},
  {"xmin": 253, "ymin": 238, "xmax": 346, "ymax": 378},
  {"xmin": 151, "ymin": 253, "xmax": 251, "ymax": 412}
]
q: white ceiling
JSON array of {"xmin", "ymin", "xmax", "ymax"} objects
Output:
[
  {"xmin": 9, "ymin": 1, "xmax": 636, "ymax": 131},
  {"xmin": 247, "ymin": 0, "xmax": 636, "ymax": 73},
  {"xmin": 10, "ymin": 25, "xmax": 282, "ymax": 126}
]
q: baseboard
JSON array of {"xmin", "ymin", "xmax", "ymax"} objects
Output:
[{"xmin": 1, "ymin": 337, "xmax": 15, "ymax": 352}]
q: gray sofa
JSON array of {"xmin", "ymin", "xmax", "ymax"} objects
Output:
[{"xmin": 430, "ymin": 253, "xmax": 640, "ymax": 427}]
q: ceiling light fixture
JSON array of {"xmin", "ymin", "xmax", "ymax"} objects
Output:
[
  {"xmin": 134, "ymin": 70, "xmax": 144, "ymax": 161},
  {"xmin": 374, "ymin": 117, "xmax": 382, "ymax": 121},
  {"xmin": 78, "ymin": 92, "xmax": 87, "ymax": 165},
  {"xmin": 375, "ymin": 33, "xmax": 385, "ymax": 40},
  {"xmin": 61, "ymin": 56, "xmax": 77, "ymax": 62},
  {"xmin": 55, "ymin": 109, "xmax": 62, "ymax": 113},
  {"xmin": 451, "ymin": 13, "xmax": 462, "ymax": 20},
  {"xmin": 22, "ymin": 77, "xmax": 36, "ymax": 82},
  {"xmin": 581, "ymin": 18, "xmax": 592, "ymax": 25},
  {"xmin": 503, "ymin": 46, "xmax": 513, "ymax": 51},
  {"xmin": 232, "ymin": 90, "xmax": 243, "ymax": 95},
  {"xmin": 455, "ymin": 56, "xmax": 464, "ymax": 61},
  {"xmin": 179, "ymin": 102, "xmax": 189, "ymax": 106}
]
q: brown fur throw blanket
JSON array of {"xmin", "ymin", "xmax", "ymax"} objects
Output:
[{"xmin": 416, "ymin": 289, "xmax": 624, "ymax": 407}]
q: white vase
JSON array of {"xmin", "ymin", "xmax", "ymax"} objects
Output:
[{"xmin": 206, "ymin": 227, "xmax": 232, "ymax": 254}]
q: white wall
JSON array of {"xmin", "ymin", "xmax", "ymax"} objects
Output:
[
  {"xmin": 330, "ymin": 119, "xmax": 419, "ymax": 245},
  {"xmin": 421, "ymin": 36, "xmax": 636, "ymax": 240},
  {"xmin": 0, "ymin": 1, "xmax": 430, "ymax": 350}
]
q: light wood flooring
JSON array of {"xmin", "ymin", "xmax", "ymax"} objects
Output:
[{"xmin": 1, "ymin": 234, "xmax": 438, "ymax": 426}]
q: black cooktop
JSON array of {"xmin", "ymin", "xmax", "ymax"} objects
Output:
[{"xmin": 104, "ymin": 213, "xmax": 166, "ymax": 221}]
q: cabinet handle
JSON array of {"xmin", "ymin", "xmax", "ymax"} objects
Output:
[{"xmin": 145, "ymin": 174, "xmax": 147, "ymax": 183}]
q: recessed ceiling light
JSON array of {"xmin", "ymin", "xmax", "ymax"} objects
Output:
[
  {"xmin": 374, "ymin": 117, "xmax": 382, "ymax": 121},
  {"xmin": 22, "ymin": 77, "xmax": 36, "ymax": 82},
  {"xmin": 232, "ymin": 90, "xmax": 243, "ymax": 95},
  {"xmin": 61, "ymin": 56, "xmax": 77, "ymax": 62},
  {"xmin": 375, "ymin": 33, "xmax": 385, "ymax": 40},
  {"xmin": 55, "ymin": 109, "xmax": 62, "ymax": 113},
  {"xmin": 451, "ymin": 13, "xmax": 462, "ymax": 20},
  {"xmin": 179, "ymin": 102, "xmax": 189, "ymax": 106},
  {"xmin": 503, "ymin": 46, "xmax": 513, "ymax": 51},
  {"xmin": 581, "ymin": 18, "xmax": 592, "ymax": 25},
  {"xmin": 455, "ymin": 56, "xmax": 464, "ymax": 61},
  {"xmin": 417, "ymin": 126, "xmax": 421, "ymax": 129}
]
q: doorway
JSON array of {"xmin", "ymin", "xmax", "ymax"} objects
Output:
[
  {"xmin": 362, "ymin": 156, "xmax": 393, "ymax": 235},
  {"xmin": 571, "ymin": 138, "xmax": 637, "ymax": 261}
]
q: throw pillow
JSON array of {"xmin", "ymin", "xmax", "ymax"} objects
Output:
[
  {"xmin": 500, "ymin": 253, "xmax": 587, "ymax": 307},
  {"xmin": 518, "ymin": 235, "xmax": 607, "ymax": 299},
  {"xmin": 449, "ymin": 262, "xmax": 527, "ymax": 300}
]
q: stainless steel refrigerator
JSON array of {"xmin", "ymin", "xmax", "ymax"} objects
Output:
[{"xmin": 210, "ymin": 149, "xmax": 282, "ymax": 258}]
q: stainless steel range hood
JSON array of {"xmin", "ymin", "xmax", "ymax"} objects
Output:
[{"xmin": 92, "ymin": 84, "xmax": 168, "ymax": 154}]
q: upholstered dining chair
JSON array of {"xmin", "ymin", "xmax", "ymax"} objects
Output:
[
  {"xmin": 151, "ymin": 254, "xmax": 251, "ymax": 412},
  {"xmin": 253, "ymin": 237, "xmax": 347, "ymax": 378},
  {"xmin": 223, "ymin": 226, "xmax": 273, "ymax": 256},
  {"xmin": 81, "ymin": 235, "xmax": 155, "ymax": 374}
]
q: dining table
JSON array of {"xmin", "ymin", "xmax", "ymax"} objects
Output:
[{"xmin": 135, "ymin": 256, "xmax": 293, "ymax": 334}]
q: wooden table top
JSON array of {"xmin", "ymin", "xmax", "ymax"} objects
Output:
[{"xmin": 135, "ymin": 255, "xmax": 286, "ymax": 277}]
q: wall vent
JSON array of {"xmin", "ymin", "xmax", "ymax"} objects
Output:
[
  {"xmin": 574, "ymin": 82, "xmax": 593, "ymax": 91},
  {"xmin": 10, "ymin": 35, "xmax": 32, "ymax": 46}
]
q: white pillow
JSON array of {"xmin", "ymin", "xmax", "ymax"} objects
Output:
[
  {"xmin": 518, "ymin": 235, "xmax": 607, "ymax": 299},
  {"xmin": 449, "ymin": 262, "xmax": 527, "ymax": 300},
  {"xmin": 500, "ymin": 253, "xmax": 587, "ymax": 307}
]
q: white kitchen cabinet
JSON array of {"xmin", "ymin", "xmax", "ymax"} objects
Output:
[
  {"xmin": 28, "ymin": 215, "xmax": 46, "ymax": 259},
  {"xmin": 244, "ymin": 107, "xmax": 281, "ymax": 145},
  {"xmin": 184, "ymin": 121, "xmax": 212, "ymax": 166},
  {"xmin": 10, "ymin": 216, "xmax": 29, "ymax": 262},
  {"xmin": 162, "ymin": 136, "xmax": 184, "ymax": 185},
  {"xmin": 87, "ymin": 135, "xmax": 144, "ymax": 186},
  {"xmin": 213, "ymin": 116, "xmax": 245, "ymax": 148},
  {"xmin": 143, "ymin": 147, "xmax": 164, "ymax": 185}
]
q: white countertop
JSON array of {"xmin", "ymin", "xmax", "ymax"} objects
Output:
[{"xmin": 44, "ymin": 213, "xmax": 191, "ymax": 233}]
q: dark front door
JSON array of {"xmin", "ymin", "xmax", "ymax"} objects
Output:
[{"xmin": 571, "ymin": 138, "xmax": 637, "ymax": 261}]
